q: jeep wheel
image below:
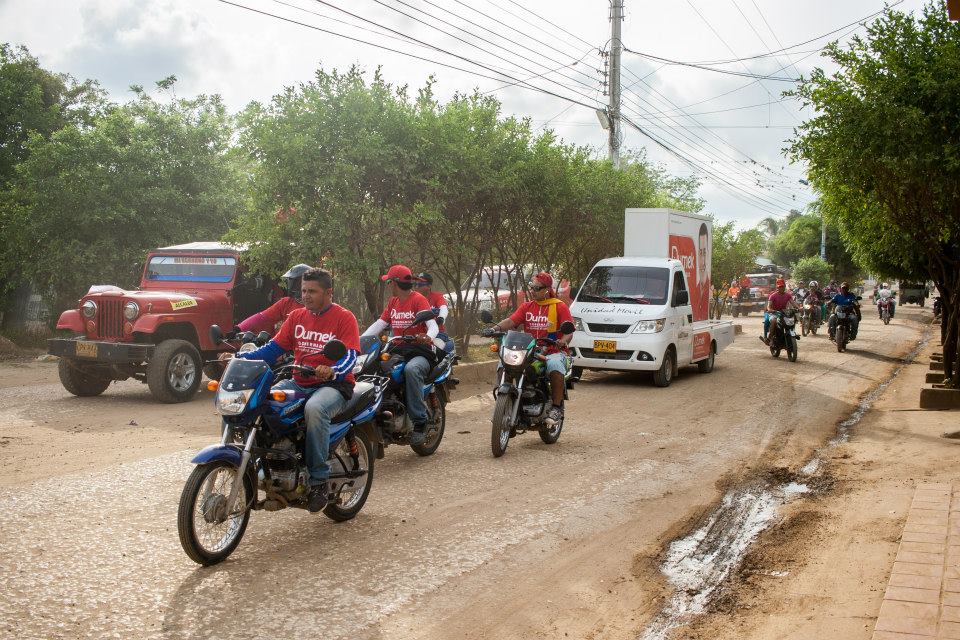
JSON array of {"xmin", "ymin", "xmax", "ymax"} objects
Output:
[
  {"xmin": 148, "ymin": 339, "xmax": 202, "ymax": 403},
  {"xmin": 58, "ymin": 359, "xmax": 112, "ymax": 397}
]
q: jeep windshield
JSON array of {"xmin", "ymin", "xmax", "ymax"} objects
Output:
[
  {"xmin": 146, "ymin": 256, "xmax": 237, "ymax": 283},
  {"xmin": 578, "ymin": 266, "xmax": 670, "ymax": 305}
]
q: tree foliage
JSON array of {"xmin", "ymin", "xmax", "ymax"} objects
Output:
[
  {"xmin": 767, "ymin": 212, "xmax": 861, "ymax": 281},
  {"xmin": 712, "ymin": 221, "xmax": 764, "ymax": 289},
  {"xmin": 789, "ymin": 0, "xmax": 960, "ymax": 384},
  {"xmin": 791, "ymin": 256, "xmax": 832, "ymax": 285}
]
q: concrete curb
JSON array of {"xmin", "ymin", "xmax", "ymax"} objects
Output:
[
  {"xmin": 919, "ymin": 386, "xmax": 960, "ymax": 409},
  {"xmin": 455, "ymin": 359, "xmax": 498, "ymax": 385}
]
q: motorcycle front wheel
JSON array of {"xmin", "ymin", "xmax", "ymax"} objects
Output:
[
  {"xmin": 491, "ymin": 393, "xmax": 513, "ymax": 458},
  {"xmin": 836, "ymin": 326, "xmax": 847, "ymax": 352},
  {"xmin": 177, "ymin": 460, "xmax": 252, "ymax": 566},
  {"xmin": 324, "ymin": 430, "xmax": 375, "ymax": 522}
]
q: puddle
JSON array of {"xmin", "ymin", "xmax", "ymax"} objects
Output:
[{"xmin": 639, "ymin": 335, "xmax": 928, "ymax": 640}]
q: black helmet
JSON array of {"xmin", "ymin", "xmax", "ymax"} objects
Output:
[
  {"xmin": 282, "ymin": 263, "xmax": 312, "ymax": 301},
  {"xmin": 417, "ymin": 272, "xmax": 433, "ymax": 286}
]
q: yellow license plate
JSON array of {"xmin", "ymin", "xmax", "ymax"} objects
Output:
[
  {"xmin": 75, "ymin": 341, "xmax": 98, "ymax": 358},
  {"xmin": 593, "ymin": 339, "xmax": 617, "ymax": 353}
]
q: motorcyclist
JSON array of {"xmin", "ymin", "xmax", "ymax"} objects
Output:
[
  {"xmin": 760, "ymin": 278, "xmax": 796, "ymax": 345},
  {"xmin": 416, "ymin": 272, "xmax": 455, "ymax": 354},
  {"xmin": 803, "ymin": 280, "xmax": 824, "ymax": 326},
  {"xmin": 828, "ymin": 281, "xmax": 861, "ymax": 341},
  {"xmin": 793, "ymin": 281, "xmax": 809, "ymax": 301},
  {"xmin": 875, "ymin": 282, "xmax": 896, "ymax": 318},
  {"xmin": 361, "ymin": 264, "xmax": 439, "ymax": 445},
  {"xmin": 222, "ymin": 268, "xmax": 360, "ymax": 513},
  {"xmin": 235, "ymin": 263, "xmax": 311, "ymax": 334},
  {"xmin": 481, "ymin": 272, "xmax": 573, "ymax": 426}
]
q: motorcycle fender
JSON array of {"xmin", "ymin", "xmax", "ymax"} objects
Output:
[
  {"xmin": 353, "ymin": 420, "xmax": 382, "ymax": 447},
  {"xmin": 497, "ymin": 383, "xmax": 517, "ymax": 398},
  {"xmin": 191, "ymin": 444, "xmax": 241, "ymax": 466}
]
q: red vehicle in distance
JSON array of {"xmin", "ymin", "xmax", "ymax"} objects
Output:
[{"xmin": 48, "ymin": 242, "xmax": 277, "ymax": 403}]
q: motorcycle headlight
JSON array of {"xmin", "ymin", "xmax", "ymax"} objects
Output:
[
  {"xmin": 632, "ymin": 318, "xmax": 666, "ymax": 334},
  {"xmin": 502, "ymin": 348, "xmax": 526, "ymax": 366},
  {"xmin": 784, "ymin": 317, "xmax": 795, "ymax": 326},
  {"xmin": 573, "ymin": 316, "xmax": 584, "ymax": 331},
  {"xmin": 123, "ymin": 301, "xmax": 140, "ymax": 320},
  {"xmin": 216, "ymin": 389, "xmax": 254, "ymax": 415},
  {"xmin": 81, "ymin": 300, "xmax": 97, "ymax": 318}
]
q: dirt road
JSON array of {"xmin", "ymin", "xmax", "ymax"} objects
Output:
[{"xmin": 0, "ymin": 309, "xmax": 927, "ymax": 639}]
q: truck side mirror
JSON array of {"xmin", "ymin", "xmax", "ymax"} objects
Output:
[
  {"xmin": 479, "ymin": 310, "xmax": 494, "ymax": 324},
  {"xmin": 322, "ymin": 339, "xmax": 347, "ymax": 362},
  {"xmin": 674, "ymin": 290, "xmax": 689, "ymax": 306},
  {"xmin": 209, "ymin": 325, "xmax": 223, "ymax": 344}
]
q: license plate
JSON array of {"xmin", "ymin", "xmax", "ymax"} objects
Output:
[
  {"xmin": 593, "ymin": 339, "xmax": 617, "ymax": 353},
  {"xmin": 75, "ymin": 341, "xmax": 98, "ymax": 358}
]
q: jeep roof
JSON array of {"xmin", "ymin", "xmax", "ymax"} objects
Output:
[{"xmin": 153, "ymin": 242, "xmax": 247, "ymax": 254}]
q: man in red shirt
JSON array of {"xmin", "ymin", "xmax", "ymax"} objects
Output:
[
  {"xmin": 761, "ymin": 277, "xmax": 796, "ymax": 345},
  {"xmin": 484, "ymin": 272, "xmax": 573, "ymax": 425},
  {"xmin": 235, "ymin": 263, "xmax": 311, "ymax": 334},
  {"xmin": 416, "ymin": 272, "xmax": 455, "ymax": 354},
  {"xmin": 361, "ymin": 264, "xmax": 439, "ymax": 445},
  {"xmin": 227, "ymin": 268, "xmax": 360, "ymax": 512}
]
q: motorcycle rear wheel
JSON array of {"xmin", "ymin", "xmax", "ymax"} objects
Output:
[
  {"xmin": 801, "ymin": 317, "xmax": 809, "ymax": 337},
  {"xmin": 324, "ymin": 430, "xmax": 375, "ymax": 522},
  {"xmin": 787, "ymin": 335, "xmax": 798, "ymax": 362},
  {"xmin": 836, "ymin": 326, "xmax": 847, "ymax": 352},
  {"xmin": 177, "ymin": 460, "xmax": 252, "ymax": 566},
  {"xmin": 491, "ymin": 393, "xmax": 512, "ymax": 458},
  {"xmin": 411, "ymin": 395, "xmax": 445, "ymax": 457},
  {"xmin": 538, "ymin": 411, "xmax": 563, "ymax": 444}
]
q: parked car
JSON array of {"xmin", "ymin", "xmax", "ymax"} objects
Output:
[
  {"xmin": 898, "ymin": 281, "xmax": 929, "ymax": 306},
  {"xmin": 48, "ymin": 242, "xmax": 278, "ymax": 403}
]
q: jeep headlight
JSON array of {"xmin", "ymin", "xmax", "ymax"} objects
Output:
[
  {"xmin": 123, "ymin": 301, "xmax": 140, "ymax": 320},
  {"xmin": 216, "ymin": 389, "xmax": 254, "ymax": 415},
  {"xmin": 632, "ymin": 318, "xmax": 666, "ymax": 334},
  {"xmin": 573, "ymin": 316, "xmax": 584, "ymax": 331},
  {"xmin": 81, "ymin": 300, "xmax": 97, "ymax": 318},
  {"xmin": 502, "ymin": 348, "xmax": 525, "ymax": 366}
]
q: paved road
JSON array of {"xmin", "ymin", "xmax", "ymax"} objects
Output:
[{"xmin": 0, "ymin": 310, "xmax": 929, "ymax": 639}]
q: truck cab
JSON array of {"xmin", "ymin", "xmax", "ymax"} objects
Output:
[{"xmin": 48, "ymin": 242, "xmax": 277, "ymax": 403}]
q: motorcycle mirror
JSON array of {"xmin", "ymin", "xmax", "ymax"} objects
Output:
[
  {"xmin": 479, "ymin": 310, "xmax": 494, "ymax": 324},
  {"xmin": 558, "ymin": 320, "xmax": 576, "ymax": 335},
  {"xmin": 413, "ymin": 309, "xmax": 437, "ymax": 325},
  {"xmin": 209, "ymin": 325, "xmax": 223, "ymax": 344},
  {"xmin": 322, "ymin": 339, "xmax": 347, "ymax": 362},
  {"xmin": 856, "ymin": 295, "xmax": 863, "ymax": 301},
  {"xmin": 256, "ymin": 331, "xmax": 271, "ymax": 345}
]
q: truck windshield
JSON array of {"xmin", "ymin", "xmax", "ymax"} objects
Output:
[
  {"xmin": 749, "ymin": 276, "xmax": 774, "ymax": 287},
  {"xmin": 146, "ymin": 256, "xmax": 237, "ymax": 283},
  {"xmin": 578, "ymin": 266, "xmax": 670, "ymax": 305}
]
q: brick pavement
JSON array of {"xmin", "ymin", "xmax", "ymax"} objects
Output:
[{"xmin": 874, "ymin": 482, "xmax": 960, "ymax": 639}]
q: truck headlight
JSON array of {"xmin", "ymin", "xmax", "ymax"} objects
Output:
[
  {"xmin": 632, "ymin": 318, "xmax": 666, "ymax": 334},
  {"xmin": 573, "ymin": 316, "xmax": 583, "ymax": 331},
  {"xmin": 81, "ymin": 300, "xmax": 97, "ymax": 318},
  {"xmin": 216, "ymin": 389, "xmax": 254, "ymax": 415},
  {"xmin": 123, "ymin": 301, "xmax": 140, "ymax": 320},
  {"xmin": 502, "ymin": 348, "xmax": 525, "ymax": 366}
]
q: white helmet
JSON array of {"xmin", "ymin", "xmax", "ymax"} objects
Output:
[
  {"xmin": 809, "ymin": 280, "xmax": 818, "ymax": 288},
  {"xmin": 881, "ymin": 282, "xmax": 889, "ymax": 288}
]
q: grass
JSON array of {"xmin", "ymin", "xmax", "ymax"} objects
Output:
[{"xmin": 463, "ymin": 342, "xmax": 497, "ymax": 363}]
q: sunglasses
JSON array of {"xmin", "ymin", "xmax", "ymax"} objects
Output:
[{"xmin": 529, "ymin": 283, "xmax": 547, "ymax": 292}]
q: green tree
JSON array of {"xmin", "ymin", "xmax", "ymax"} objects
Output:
[
  {"xmin": 791, "ymin": 256, "xmax": 832, "ymax": 285},
  {"xmin": 789, "ymin": 0, "xmax": 960, "ymax": 384},
  {"xmin": 712, "ymin": 222, "xmax": 765, "ymax": 290},
  {"xmin": 768, "ymin": 212, "xmax": 861, "ymax": 281}
]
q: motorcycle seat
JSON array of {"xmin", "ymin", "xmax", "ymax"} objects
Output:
[
  {"xmin": 331, "ymin": 381, "xmax": 376, "ymax": 423},
  {"xmin": 426, "ymin": 360, "xmax": 451, "ymax": 383}
]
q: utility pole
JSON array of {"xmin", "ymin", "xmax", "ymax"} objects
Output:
[
  {"xmin": 608, "ymin": 0, "xmax": 623, "ymax": 169},
  {"xmin": 820, "ymin": 216, "xmax": 827, "ymax": 261}
]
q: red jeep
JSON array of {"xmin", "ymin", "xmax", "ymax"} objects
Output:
[{"xmin": 48, "ymin": 243, "xmax": 277, "ymax": 403}]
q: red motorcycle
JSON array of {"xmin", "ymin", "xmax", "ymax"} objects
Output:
[{"xmin": 877, "ymin": 296, "xmax": 894, "ymax": 325}]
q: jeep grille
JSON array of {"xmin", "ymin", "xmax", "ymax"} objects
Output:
[{"xmin": 96, "ymin": 299, "xmax": 124, "ymax": 339}]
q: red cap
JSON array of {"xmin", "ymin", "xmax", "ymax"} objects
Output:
[
  {"xmin": 533, "ymin": 272, "xmax": 553, "ymax": 289},
  {"xmin": 776, "ymin": 278, "xmax": 786, "ymax": 287},
  {"xmin": 381, "ymin": 264, "xmax": 417, "ymax": 282}
]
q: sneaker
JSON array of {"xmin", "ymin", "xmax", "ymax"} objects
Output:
[
  {"xmin": 409, "ymin": 423, "xmax": 426, "ymax": 445},
  {"xmin": 545, "ymin": 405, "xmax": 564, "ymax": 426},
  {"xmin": 307, "ymin": 482, "xmax": 329, "ymax": 513}
]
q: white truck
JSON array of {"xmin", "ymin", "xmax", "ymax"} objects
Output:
[{"xmin": 569, "ymin": 208, "xmax": 735, "ymax": 386}]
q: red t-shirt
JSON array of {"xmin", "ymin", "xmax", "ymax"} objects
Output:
[
  {"xmin": 239, "ymin": 296, "xmax": 303, "ymax": 333},
  {"xmin": 274, "ymin": 304, "xmax": 360, "ymax": 386},
  {"xmin": 380, "ymin": 292, "xmax": 432, "ymax": 336},
  {"xmin": 509, "ymin": 300, "xmax": 574, "ymax": 353},
  {"xmin": 425, "ymin": 291, "xmax": 447, "ymax": 309},
  {"xmin": 767, "ymin": 291, "xmax": 794, "ymax": 311}
]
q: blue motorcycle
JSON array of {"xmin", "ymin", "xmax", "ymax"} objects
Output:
[
  {"xmin": 177, "ymin": 327, "xmax": 383, "ymax": 565},
  {"xmin": 356, "ymin": 309, "xmax": 458, "ymax": 457}
]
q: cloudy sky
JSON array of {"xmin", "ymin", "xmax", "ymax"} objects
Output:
[{"xmin": 0, "ymin": 0, "xmax": 929, "ymax": 229}]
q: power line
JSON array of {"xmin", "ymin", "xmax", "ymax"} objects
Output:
[{"xmin": 623, "ymin": 47, "xmax": 799, "ymax": 81}]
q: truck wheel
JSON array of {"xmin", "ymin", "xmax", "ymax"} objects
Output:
[
  {"xmin": 652, "ymin": 348, "xmax": 674, "ymax": 387},
  {"xmin": 148, "ymin": 339, "xmax": 202, "ymax": 403},
  {"xmin": 697, "ymin": 345, "xmax": 715, "ymax": 373},
  {"xmin": 58, "ymin": 359, "xmax": 112, "ymax": 397}
]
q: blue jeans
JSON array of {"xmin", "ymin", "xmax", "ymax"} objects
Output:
[
  {"xmin": 828, "ymin": 314, "xmax": 860, "ymax": 338},
  {"xmin": 545, "ymin": 352, "xmax": 570, "ymax": 376},
  {"xmin": 763, "ymin": 311, "xmax": 773, "ymax": 338},
  {"xmin": 275, "ymin": 381, "xmax": 346, "ymax": 486},
  {"xmin": 404, "ymin": 356, "xmax": 431, "ymax": 426}
]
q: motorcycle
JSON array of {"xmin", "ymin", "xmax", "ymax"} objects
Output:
[
  {"xmin": 479, "ymin": 309, "xmax": 576, "ymax": 458},
  {"xmin": 832, "ymin": 302, "xmax": 859, "ymax": 353},
  {"xmin": 356, "ymin": 309, "xmax": 458, "ymax": 457},
  {"xmin": 203, "ymin": 329, "xmax": 278, "ymax": 380},
  {"xmin": 878, "ymin": 296, "xmax": 893, "ymax": 325},
  {"xmin": 800, "ymin": 298, "xmax": 821, "ymax": 336},
  {"xmin": 177, "ymin": 327, "xmax": 381, "ymax": 565},
  {"xmin": 768, "ymin": 308, "xmax": 799, "ymax": 362}
]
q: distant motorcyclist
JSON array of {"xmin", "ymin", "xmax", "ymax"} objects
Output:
[
  {"xmin": 481, "ymin": 272, "xmax": 573, "ymax": 426},
  {"xmin": 875, "ymin": 282, "xmax": 896, "ymax": 319},
  {"xmin": 828, "ymin": 282, "xmax": 861, "ymax": 341},
  {"xmin": 236, "ymin": 263, "xmax": 311, "ymax": 334},
  {"xmin": 361, "ymin": 264, "xmax": 439, "ymax": 445},
  {"xmin": 760, "ymin": 278, "xmax": 796, "ymax": 345}
]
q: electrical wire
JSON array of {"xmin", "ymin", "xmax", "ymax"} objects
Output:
[{"xmin": 623, "ymin": 47, "xmax": 799, "ymax": 82}]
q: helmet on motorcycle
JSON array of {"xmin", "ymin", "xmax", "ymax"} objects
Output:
[
  {"xmin": 809, "ymin": 280, "xmax": 818, "ymax": 288},
  {"xmin": 281, "ymin": 263, "xmax": 313, "ymax": 301},
  {"xmin": 881, "ymin": 282, "xmax": 889, "ymax": 289}
]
